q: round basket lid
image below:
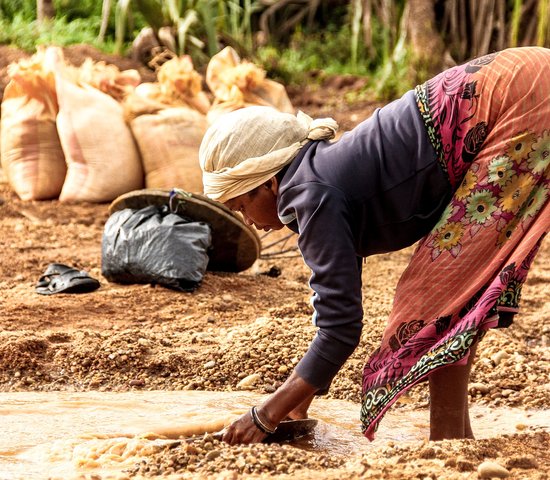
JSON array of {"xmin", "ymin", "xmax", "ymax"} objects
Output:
[{"xmin": 109, "ymin": 188, "xmax": 261, "ymax": 273}]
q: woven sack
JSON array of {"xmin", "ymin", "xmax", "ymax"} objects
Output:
[
  {"xmin": 206, "ymin": 46, "xmax": 294, "ymax": 125},
  {"xmin": 0, "ymin": 50, "xmax": 66, "ymax": 200},
  {"xmin": 129, "ymin": 106, "xmax": 206, "ymax": 192},
  {"xmin": 54, "ymin": 66, "xmax": 143, "ymax": 202}
]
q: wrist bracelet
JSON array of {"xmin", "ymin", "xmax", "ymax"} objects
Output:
[{"xmin": 250, "ymin": 406, "xmax": 277, "ymax": 434}]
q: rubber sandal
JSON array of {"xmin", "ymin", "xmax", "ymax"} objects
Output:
[
  {"xmin": 35, "ymin": 263, "xmax": 75, "ymax": 289},
  {"xmin": 36, "ymin": 264, "xmax": 100, "ymax": 295}
]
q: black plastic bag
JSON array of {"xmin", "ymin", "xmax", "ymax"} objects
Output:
[{"xmin": 101, "ymin": 205, "xmax": 212, "ymax": 292}]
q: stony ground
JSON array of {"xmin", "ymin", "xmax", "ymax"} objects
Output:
[{"xmin": 0, "ymin": 45, "xmax": 548, "ymax": 479}]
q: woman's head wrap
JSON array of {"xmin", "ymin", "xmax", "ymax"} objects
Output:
[{"xmin": 199, "ymin": 106, "xmax": 338, "ymax": 203}]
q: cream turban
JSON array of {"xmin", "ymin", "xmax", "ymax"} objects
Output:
[{"xmin": 199, "ymin": 106, "xmax": 338, "ymax": 203}]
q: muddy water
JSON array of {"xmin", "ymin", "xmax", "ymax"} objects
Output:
[{"xmin": 0, "ymin": 391, "xmax": 547, "ymax": 480}]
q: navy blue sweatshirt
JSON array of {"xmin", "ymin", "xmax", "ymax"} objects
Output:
[{"xmin": 277, "ymin": 90, "xmax": 452, "ymax": 389}]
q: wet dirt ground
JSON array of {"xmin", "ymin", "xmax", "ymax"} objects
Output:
[{"xmin": 0, "ymin": 45, "xmax": 549, "ymax": 479}]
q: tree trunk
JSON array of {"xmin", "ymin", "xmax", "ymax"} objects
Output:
[
  {"xmin": 37, "ymin": 0, "xmax": 55, "ymax": 23},
  {"xmin": 406, "ymin": 0, "xmax": 447, "ymax": 78}
]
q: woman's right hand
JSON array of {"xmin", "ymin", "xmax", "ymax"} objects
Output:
[{"xmin": 221, "ymin": 409, "xmax": 269, "ymax": 445}]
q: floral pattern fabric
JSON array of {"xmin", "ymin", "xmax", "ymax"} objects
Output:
[{"xmin": 361, "ymin": 47, "xmax": 550, "ymax": 440}]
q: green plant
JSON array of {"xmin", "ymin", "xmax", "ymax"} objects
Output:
[
  {"xmin": 217, "ymin": 0, "xmax": 262, "ymax": 54},
  {"xmin": 112, "ymin": 0, "xmax": 218, "ymax": 57},
  {"xmin": 370, "ymin": 27, "xmax": 413, "ymax": 101},
  {"xmin": 509, "ymin": 0, "xmax": 522, "ymax": 47},
  {"xmin": 0, "ymin": 13, "xmax": 117, "ymax": 52},
  {"xmin": 0, "ymin": 0, "xmax": 36, "ymax": 21},
  {"xmin": 537, "ymin": 0, "xmax": 549, "ymax": 46},
  {"xmin": 257, "ymin": 24, "xmax": 373, "ymax": 86}
]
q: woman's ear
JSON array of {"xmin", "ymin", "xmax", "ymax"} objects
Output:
[{"xmin": 265, "ymin": 176, "xmax": 279, "ymax": 195}]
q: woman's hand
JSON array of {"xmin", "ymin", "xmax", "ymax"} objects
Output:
[
  {"xmin": 222, "ymin": 409, "xmax": 268, "ymax": 445},
  {"xmin": 221, "ymin": 371, "xmax": 319, "ymax": 445}
]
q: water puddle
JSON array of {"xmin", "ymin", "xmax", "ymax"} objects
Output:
[{"xmin": 0, "ymin": 390, "xmax": 547, "ymax": 479}]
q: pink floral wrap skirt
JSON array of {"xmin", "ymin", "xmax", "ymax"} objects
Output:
[{"xmin": 361, "ymin": 47, "xmax": 550, "ymax": 440}]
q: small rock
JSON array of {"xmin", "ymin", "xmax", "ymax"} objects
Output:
[
  {"xmin": 505, "ymin": 455, "xmax": 538, "ymax": 469},
  {"xmin": 477, "ymin": 461, "xmax": 510, "ymax": 478},
  {"xmin": 203, "ymin": 360, "xmax": 216, "ymax": 369},
  {"xmin": 419, "ymin": 447, "xmax": 436, "ymax": 459},
  {"xmin": 469, "ymin": 382, "xmax": 490, "ymax": 394},
  {"xmin": 236, "ymin": 373, "xmax": 261, "ymax": 390},
  {"xmin": 205, "ymin": 449, "xmax": 221, "ymax": 461},
  {"xmin": 444, "ymin": 458, "xmax": 457, "ymax": 468},
  {"xmin": 491, "ymin": 351, "xmax": 509, "ymax": 365},
  {"xmin": 129, "ymin": 379, "xmax": 145, "ymax": 387},
  {"xmin": 456, "ymin": 457, "xmax": 475, "ymax": 472}
]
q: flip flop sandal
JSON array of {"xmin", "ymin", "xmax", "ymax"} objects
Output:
[
  {"xmin": 35, "ymin": 263, "xmax": 74, "ymax": 290},
  {"xmin": 36, "ymin": 264, "xmax": 100, "ymax": 295},
  {"xmin": 108, "ymin": 188, "xmax": 261, "ymax": 273}
]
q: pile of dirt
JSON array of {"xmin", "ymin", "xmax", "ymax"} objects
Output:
[{"xmin": 129, "ymin": 431, "xmax": 549, "ymax": 479}]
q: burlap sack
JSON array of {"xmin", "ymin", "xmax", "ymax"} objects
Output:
[
  {"xmin": 124, "ymin": 55, "xmax": 208, "ymax": 192},
  {"xmin": 52, "ymin": 50, "xmax": 143, "ymax": 203},
  {"xmin": 0, "ymin": 49, "xmax": 66, "ymax": 200},
  {"xmin": 206, "ymin": 46, "xmax": 294, "ymax": 125},
  {"xmin": 157, "ymin": 56, "xmax": 211, "ymax": 114},
  {"xmin": 77, "ymin": 58, "xmax": 141, "ymax": 102},
  {"xmin": 129, "ymin": 106, "xmax": 206, "ymax": 192}
]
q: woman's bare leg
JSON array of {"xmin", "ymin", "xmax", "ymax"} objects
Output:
[{"xmin": 429, "ymin": 342, "xmax": 478, "ymax": 440}]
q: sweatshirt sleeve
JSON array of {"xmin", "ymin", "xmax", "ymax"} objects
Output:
[{"xmin": 279, "ymin": 182, "xmax": 364, "ymax": 390}]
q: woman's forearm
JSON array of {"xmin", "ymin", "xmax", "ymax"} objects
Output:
[{"xmin": 256, "ymin": 371, "xmax": 319, "ymax": 428}]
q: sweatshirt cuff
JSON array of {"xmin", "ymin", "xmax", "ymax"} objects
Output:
[{"xmin": 294, "ymin": 333, "xmax": 358, "ymax": 390}]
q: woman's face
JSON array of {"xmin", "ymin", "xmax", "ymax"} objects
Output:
[{"xmin": 225, "ymin": 179, "xmax": 284, "ymax": 232}]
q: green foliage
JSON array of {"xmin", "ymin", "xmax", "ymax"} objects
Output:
[
  {"xmin": 54, "ymin": 0, "xmax": 104, "ymax": 19},
  {"xmin": 257, "ymin": 24, "xmax": 372, "ymax": 86},
  {"xmin": 0, "ymin": 0, "xmax": 36, "ymax": 20},
  {"xmin": 0, "ymin": 13, "xmax": 117, "ymax": 52},
  {"xmin": 509, "ymin": 0, "xmax": 522, "ymax": 47},
  {"xmin": 537, "ymin": 0, "xmax": 549, "ymax": 46},
  {"xmin": 369, "ymin": 39, "xmax": 413, "ymax": 101},
  {"xmin": 217, "ymin": 0, "xmax": 262, "ymax": 54}
]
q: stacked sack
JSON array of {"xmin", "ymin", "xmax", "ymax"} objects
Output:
[
  {"xmin": 1, "ymin": 45, "xmax": 294, "ymax": 202},
  {"xmin": 123, "ymin": 55, "xmax": 210, "ymax": 193},
  {"xmin": 1, "ymin": 46, "xmax": 143, "ymax": 202},
  {"xmin": 53, "ymin": 49, "xmax": 144, "ymax": 202},
  {"xmin": 206, "ymin": 46, "xmax": 294, "ymax": 125},
  {"xmin": 0, "ymin": 48, "xmax": 66, "ymax": 200}
]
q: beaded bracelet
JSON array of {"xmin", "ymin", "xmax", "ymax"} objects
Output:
[{"xmin": 250, "ymin": 406, "xmax": 277, "ymax": 435}]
